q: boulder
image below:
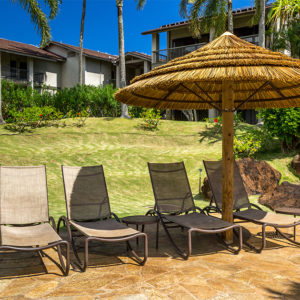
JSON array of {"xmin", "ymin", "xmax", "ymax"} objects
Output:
[
  {"xmin": 259, "ymin": 181, "xmax": 300, "ymax": 210},
  {"xmin": 236, "ymin": 158, "xmax": 281, "ymax": 195},
  {"xmin": 201, "ymin": 158, "xmax": 281, "ymax": 199},
  {"xmin": 201, "ymin": 177, "xmax": 212, "ymax": 200},
  {"xmin": 291, "ymin": 154, "xmax": 300, "ymax": 176}
]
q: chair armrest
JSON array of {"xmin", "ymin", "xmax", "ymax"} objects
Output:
[
  {"xmin": 111, "ymin": 212, "xmax": 121, "ymax": 222},
  {"xmin": 250, "ymin": 203, "xmax": 263, "ymax": 210},
  {"xmin": 49, "ymin": 216, "xmax": 57, "ymax": 231},
  {"xmin": 202, "ymin": 205, "xmax": 220, "ymax": 215}
]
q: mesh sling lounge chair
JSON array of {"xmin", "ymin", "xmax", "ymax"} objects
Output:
[
  {"xmin": 147, "ymin": 162, "xmax": 242, "ymax": 260},
  {"xmin": 203, "ymin": 160, "xmax": 300, "ymax": 253},
  {"xmin": 0, "ymin": 166, "xmax": 70, "ymax": 276},
  {"xmin": 58, "ymin": 165, "xmax": 148, "ymax": 271}
]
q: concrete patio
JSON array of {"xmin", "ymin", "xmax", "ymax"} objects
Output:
[{"xmin": 0, "ymin": 219, "xmax": 299, "ymax": 300}]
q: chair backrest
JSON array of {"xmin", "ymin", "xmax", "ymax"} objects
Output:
[
  {"xmin": 148, "ymin": 162, "xmax": 195, "ymax": 214},
  {"xmin": 0, "ymin": 166, "xmax": 49, "ymax": 225},
  {"xmin": 203, "ymin": 160, "xmax": 250, "ymax": 211},
  {"xmin": 62, "ymin": 165, "xmax": 111, "ymax": 221}
]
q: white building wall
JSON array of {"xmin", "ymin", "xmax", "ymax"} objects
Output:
[
  {"xmin": 85, "ymin": 57, "xmax": 112, "ymax": 86},
  {"xmin": 34, "ymin": 59, "xmax": 62, "ymax": 88}
]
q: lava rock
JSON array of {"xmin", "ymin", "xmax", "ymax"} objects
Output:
[
  {"xmin": 291, "ymin": 154, "xmax": 300, "ymax": 176},
  {"xmin": 201, "ymin": 158, "xmax": 281, "ymax": 199},
  {"xmin": 259, "ymin": 181, "xmax": 300, "ymax": 209},
  {"xmin": 236, "ymin": 158, "xmax": 281, "ymax": 195}
]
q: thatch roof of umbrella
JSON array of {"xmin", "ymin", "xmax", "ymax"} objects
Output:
[
  {"xmin": 115, "ymin": 32, "xmax": 300, "ymax": 111},
  {"xmin": 115, "ymin": 32, "xmax": 300, "ymax": 244}
]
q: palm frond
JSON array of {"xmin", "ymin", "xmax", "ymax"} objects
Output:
[
  {"xmin": 134, "ymin": 0, "xmax": 146, "ymax": 10},
  {"xmin": 13, "ymin": 0, "xmax": 51, "ymax": 46}
]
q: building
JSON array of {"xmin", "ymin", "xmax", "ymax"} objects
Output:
[
  {"xmin": 142, "ymin": 5, "xmax": 274, "ymax": 124},
  {"xmin": 0, "ymin": 38, "xmax": 151, "ymax": 91},
  {"xmin": 0, "ymin": 38, "xmax": 65, "ymax": 90}
]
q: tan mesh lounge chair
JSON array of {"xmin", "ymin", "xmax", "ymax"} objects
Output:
[
  {"xmin": 203, "ymin": 160, "xmax": 300, "ymax": 252},
  {"xmin": 147, "ymin": 162, "xmax": 242, "ymax": 260},
  {"xmin": 0, "ymin": 166, "xmax": 70, "ymax": 276},
  {"xmin": 58, "ymin": 165, "xmax": 148, "ymax": 271}
]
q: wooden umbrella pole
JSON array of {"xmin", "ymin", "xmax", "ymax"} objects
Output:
[{"xmin": 222, "ymin": 80, "xmax": 234, "ymax": 243}]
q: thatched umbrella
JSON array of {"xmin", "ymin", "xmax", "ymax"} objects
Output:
[{"xmin": 115, "ymin": 32, "xmax": 300, "ymax": 242}]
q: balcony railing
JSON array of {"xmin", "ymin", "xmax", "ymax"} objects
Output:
[
  {"xmin": 152, "ymin": 34, "xmax": 259, "ymax": 66},
  {"xmin": 1, "ymin": 67, "xmax": 46, "ymax": 85},
  {"xmin": 152, "ymin": 42, "xmax": 207, "ymax": 65}
]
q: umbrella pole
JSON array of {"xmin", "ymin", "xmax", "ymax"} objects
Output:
[{"xmin": 221, "ymin": 81, "xmax": 234, "ymax": 243}]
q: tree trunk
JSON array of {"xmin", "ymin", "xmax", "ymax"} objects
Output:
[
  {"xmin": 79, "ymin": 0, "xmax": 86, "ymax": 85},
  {"xmin": 0, "ymin": 52, "xmax": 4, "ymax": 124},
  {"xmin": 182, "ymin": 110, "xmax": 194, "ymax": 121},
  {"xmin": 117, "ymin": 0, "xmax": 130, "ymax": 118},
  {"xmin": 258, "ymin": 0, "xmax": 265, "ymax": 48},
  {"xmin": 227, "ymin": 0, "xmax": 233, "ymax": 33}
]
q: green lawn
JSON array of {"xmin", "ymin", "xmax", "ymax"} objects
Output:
[{"xmin": 0, "ymin": 118, "xmax": 298, "ymax": 220}]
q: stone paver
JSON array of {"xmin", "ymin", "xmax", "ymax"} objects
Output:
[{"xmin": 0, "ymin": 221, "xmax": 299, "ymax": 299}]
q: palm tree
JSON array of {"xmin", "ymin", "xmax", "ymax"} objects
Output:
[
  {"xmin": 116, "ymin": 0, "xmax": 146, "ymax": 118},
  {"xmin": 79, "ymin": 0, "xmax": 87, "ymax": 85},
  {"xmin": 0, "ymin": 0, "xmax": 60, "ymax": 124},
  {"xmin": 253, "ymin": 0, "xmax": 266, "ymax": 47},
  {"xmin": 179, "ymin": 0, "xmax": 233, "ymax": 38}
]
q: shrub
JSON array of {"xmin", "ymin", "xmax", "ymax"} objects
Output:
[
  {"xmin": 1, "ymin": 80, "xmax": 122, "ymax": 119},
  {"xmin": 67, "ymin": 109, "xmax": 91, "ymax": 127},
  {"xmin": 139, "ymin": 109, "xmax": 161, "ymax": 131},
  {"xmin": 234, "ymin": 129, "xmax": 275, "ymax": 158},
  {"xmin": 5, "ymin": 106, "xmax": 63, "ymax": 133},
  {"xmin": 258, "ymin": 108, "xmax": 300, "ymax": 151}
]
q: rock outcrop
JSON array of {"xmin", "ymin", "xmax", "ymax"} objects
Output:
[
  {"xmin": 202, "ymin": 158, "xmax": 281, "ymax": 199},
  {"xmin": 236, "ymin": 158, "xmax": 281, "ymax": 195},
  {"xmin": 291, "ymin": 154, "xmax": 300, "ymax": 176},
  {"xmin": 259, "ymin": 181, "xmax": 300, "ymax": 209}
]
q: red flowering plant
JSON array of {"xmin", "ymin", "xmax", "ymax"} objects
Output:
[
  {"xmin": 67, "ymin": 109, "xmax": 90, "ymax": 127},
  {"xmin": 5, "ymin": 106, "xmax": 63, "ymax": 133},
  {"xmin": 140, "ymin": 108, "xmax": 161, "ymax": 131}
]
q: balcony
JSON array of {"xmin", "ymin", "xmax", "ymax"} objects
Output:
[
  {"xmin": 152, "ymin": 34, "xmax": 259, "ymax": 67},
  {"xmin": 152, "ymin": 42, "xmax": 206, "ymax": 67},
  {"xmin": 1, "ymin": 67, "xmax": 46, "ymax": 85}
]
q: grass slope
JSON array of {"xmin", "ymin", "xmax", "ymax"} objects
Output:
[{"xmin": 0, "ymin": 118, "xmax": 298, "ymax": 220}]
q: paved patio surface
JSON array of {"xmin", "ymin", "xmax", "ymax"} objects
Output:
[{"xmin": 0, "ymin": 219, "xmax": 299, "ymax": 300}]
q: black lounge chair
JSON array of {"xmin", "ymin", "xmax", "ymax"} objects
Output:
[
  {"xmin": 58, "ymin": 165, "xmax": 148, "ymax": 272},
  {"xmin": 147, "ymin": 162, "xmax": 242, "ymax": 260},
  {"xmin": 203, "ymin": 160, "xmax": 300, "ymax": 252}
]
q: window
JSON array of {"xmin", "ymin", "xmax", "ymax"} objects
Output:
[
  {"xmin": 19, "ymin": 61, "xmax": 27, "ymax": 80},
  {"xmin": 10, "ymin": 60, "xmax": 17, "ymax": 78}
]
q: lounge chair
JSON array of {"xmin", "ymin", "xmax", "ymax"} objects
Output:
[
  {"xmin": 0, "ymin": 166, "xmax": 70, "ymax": 276},
  {"xmin": 203, "ymin": 160, "xmax": 300, "ymax": 252},
  {"xmin": 147, "ymin": 162, "xmax": 242, "ymax": 260},
  {"xmin": 58, "ymin": 165, "xmax": 148, "ymax": 271}
]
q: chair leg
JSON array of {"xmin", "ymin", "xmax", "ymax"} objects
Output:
[
  {"xmin": 127, "ymin": 233, "xmax": 148, "ymax": 265},
  {"xmin": 57, "ymin": 241, "xmax": 70, "ymax": 276},
  {"xmin": 156, "ymin": 221, "xmax": 159, "ymax": 249},
  {"xmin": 159, "ymin": 217, "xmax": 188, "ymax": 260},
  {"xmin": 188, "ymin": 229, "xmax": 192, "ymax": 258}
]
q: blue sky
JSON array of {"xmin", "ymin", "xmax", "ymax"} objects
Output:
[{"xmin": 0, "ymin": 0, "xmax": 255, "ymax": 55}]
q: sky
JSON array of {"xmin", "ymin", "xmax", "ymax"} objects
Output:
[{"xmin": 0, "ymin": 0, "xmax": 255, "ymax": 56}]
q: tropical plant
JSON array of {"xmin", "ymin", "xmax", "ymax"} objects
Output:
[
  {"xmin": 179, "ymin": 0, "xmax": 233, "ymax": 38},
  {"xmin": 139, "ymin": 108, "xmax": 161, "ymax": 131},
  {"xmin": 258, "ymin": 108, "xmax": 300, "ymax": 152},
  {"xmin": 79, "ymin": 0, "xmax": 87, "ymax": 85},
  {"xmin": 268, "ymin": 0, "xmax": 300, "ymax": 25},
  {"xmin": 116, "ymin": 0, "xmax": 146, "ymax": 118},
  {"xmin": 267, "ymin": 0, "xmax": 300, "ymax": 58}
]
